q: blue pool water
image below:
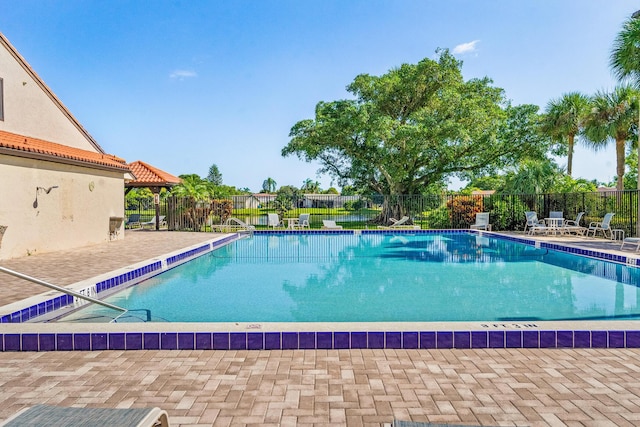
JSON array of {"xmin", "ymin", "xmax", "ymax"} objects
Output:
[{"xmin": 63, "ymin": 233, "xmax": 640, "ymax": 323}]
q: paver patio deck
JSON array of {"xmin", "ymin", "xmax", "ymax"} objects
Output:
[{"xmin": 1, "ymin": 230, "xmax": 640, "ymax": 426}]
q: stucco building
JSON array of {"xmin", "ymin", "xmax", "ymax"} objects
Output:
[{"xmin": 0, "ymin": 32, "xmax": 131, "ymax": 259}]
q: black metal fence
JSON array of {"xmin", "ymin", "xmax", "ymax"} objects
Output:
[{"xmin": 124, "ymin": 190, "xmax": 640, "ymax": 236}]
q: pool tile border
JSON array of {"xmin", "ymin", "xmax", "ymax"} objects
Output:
[
  {"xmin": 2, "ymin": 230, "xmax": 640, "ymax": 352},
  {"xmin": 4, "ymin": 329, "xmax": 640, "ymax": 351}
]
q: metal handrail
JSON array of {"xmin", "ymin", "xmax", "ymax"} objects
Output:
[{"xmin": 0, "ymin": 266, "xmax": 127, "ymax": 317}]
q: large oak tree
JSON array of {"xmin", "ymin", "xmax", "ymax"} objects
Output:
[{"xmin": 283, "ymin": 50, "xmax": 548, "ymax": 222}]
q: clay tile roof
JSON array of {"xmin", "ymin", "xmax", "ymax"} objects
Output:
[
  {"xmin": 126, "ymin": 160, "xmax": 181, "ymax": 187},
  {"xmin": 0, "ymin": 130, "xmax": 129, "ymax": 171}
]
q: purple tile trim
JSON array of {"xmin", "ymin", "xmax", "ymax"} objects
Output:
[
  {"xmin": 57, "ymin": 334, "xmax": 73, "ymax": 351},
  {"xmin": 334, "ymin": 332, "xmax": 349, "ymax": 349},
  {"xmin": 6, "ymin": 327, "xmax": 640, "ymax": 351},
  {"xmin": 454, "ymin": 332, "xmax": 470, "ymax": 349},
  {"xmin": 230, "ymin": 332, "xmax": 247, "ymax": 350},
  {"xmin": 591, "ymin": 331, "xmax": 607, "ymax": 348},
  {"xmin": 213, "ymin": 333, "xmax": 230, "ymax": 350},
  {"xmin": 436, "ymin": 332, "xmax": 453, "ymax": 349},
  {"xmin": 299, "ymin": 332, "xmax": 315, "ymax": 349},
  {"xmin": 39, "ymin": 334, "xmax": 56, "ymax": 351},
  {"xmin": 471, "ymin": 331, "xmax": 488, "ymax": 349},
  {"xmin": 522, "ymin": 331, "xmax": 539, "ymax": 348},
  {"xmin": 420, "ymin": 332, "xmax": 436, "ymax": 349},
  {"xmin": 402, "ymin": 332, "xmax": 418, "ymax": 349},
  {"xmin": 5, "ymin": 334, "xmax": 20, "ymax": 351},
  {"xmin": 247, "ymin": 333, "xmax": 263, "ymax": 350},
  {"xmin": 91, "ymin": 333, "xmax": 107, "ymax": 351},
  {"xmin": 109, "ymin": 333, "xmax": 126, "ymax": 350},
  {"xmin": 317, "ymin": 332, "xmax": 332, "ymax": 349},
  {"xmin": 385, "ymin": 332, "xmax": 402, "ymax": 349},
  {"xmin": 627, "ymin": 331, "xmax": 640, "ymax": 348},
  {"xmin": 506, "ymin": 331, "xmax": 522, "ymax": 348},
  {"xmin": 351, "ymin": 332, "xmax": 367, "ymax": 349},
  {"xmin": 125, "ymin": 333, "xmax": 143, "ymax": 350},
  {"xmin": 282, "ymin": 332, "xmax": 298, "ymax": 350},
  {"xmin": 265, "ymin": 332, "xmax": 281, "ymax": 350},
  {"xmin": 609, "ymin": 331, "xmax": 625, "ymax": 348},
  {"xmin": 160, "ymin": 333, "xmax": 177, "ymax": 350},
  {"xmin": 22, "ymin": 334, "xmax": 39, "ymax": 351},
  {"xmin": 368, "ymin": 332, "xmax": 384, "ymax": 349},
  {"xmin": 144, "ymin": 333, "xmax": 160, "ymax": 350},
  {"xmin": 74, "ymin": 334, "xmax": 91, "ymax": 351},
  {"xmin": 488, "ymin": 331, "xmax": 504, "ymax": 348},
  {"xmin": 539, "ymin": 331, "xmax": 556, "ymax": 348},
  {"xmin": 574, "ymin": 331, "xmax": 590, "ymax": 348},
  {"xmin": 178, "ymin": 333, "xmax": 195, "ymax": 350},
  {"xmin": 195, "ymin": 333, "xmax": 212, "ymax": 350},
  {"xmin": 557, "ymin": 331, "xmax": 573, "ymax": 348}
]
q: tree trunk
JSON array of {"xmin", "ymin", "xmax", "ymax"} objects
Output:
[
  {"xmin": 616, "ymin": 138, "xmax": 625, "ymax": 191},
  {"xmin": 371, "ymin": 195, "xmax": 413, "ymax": 225},
  {"xmin": 567, "ymin": 135, "xmax": 574, "ymax": 176}
]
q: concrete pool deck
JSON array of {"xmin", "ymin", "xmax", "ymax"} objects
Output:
[{"xmin": 1, "ymin": 230, "xmax": 640, "ymax": 426}]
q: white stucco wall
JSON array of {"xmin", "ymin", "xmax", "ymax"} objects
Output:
[
  {"xmin": 0, "ymin": 155, "xmax": 125, "ymax": 259},
  {"xmin": 0, "ymin": 39, "xmax": 99, "ymax": 152}
]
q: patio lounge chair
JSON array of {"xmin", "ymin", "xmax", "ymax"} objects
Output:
[
  {"xmin": 141, "ymin": 215, "xmax": 166, "ymax": 229},
  {"xmin": 586, "ymin": 212, "xmax": 615, "ymax": 239},
  {"xmin": 378, "ymin": 216, "xmax": 420, "ymax": 230},
  {"xmin": 125, "ymin": 213, "xmax": 141, "ymax": 229},
  {"xmin": 322, "ymin": 220, "xmax": 343, "ymax": 229},
  {"xmin": 267, "ymin": 213, "xmax": 283, "ymax": 229},
  {"xmin": 621, "ymin": 237, "xmax": 640, "ymax": 251},
  {"xmin": 296, "ymin": 213, "xmax": 310, "ymax": 229},
  {"xmin": 470, "ymin": 212, "xmax": 491, "ymax": 231},
  {"xmin": 524, "ymin": 211, "xmax": 547, "ymax": 234},
  {"xmin": 562, "ymin": 212, "xmax": 586, "ymax": 235},
  {"xmin": 0, "ymin": 404, "xmax": 170, "ymax": 427},
  {"xmin": 214, "ymin": 217, "xmax": 256, "ymax": 233}
]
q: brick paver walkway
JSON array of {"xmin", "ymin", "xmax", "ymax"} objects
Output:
[{"xmin": 1, "ymin": 230, "xmax": 640, "ymax": 426}]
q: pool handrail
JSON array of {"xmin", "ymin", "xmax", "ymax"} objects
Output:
[{"xmin": 0, "ymin": 266, "xmax": 128, "ymax": 321}]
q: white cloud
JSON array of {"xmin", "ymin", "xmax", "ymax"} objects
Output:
[
  {"xmin": 452, "ymin": 40, "xmax": 480, "ymax": 55},
  {"xmin": 169, "ymin": 70, "xmax": 198, "ymax": 80}
]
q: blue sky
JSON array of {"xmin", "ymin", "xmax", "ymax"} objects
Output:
[{"xmin": 1, "ymin": 1, "xmax": 637, "ymax": 192}]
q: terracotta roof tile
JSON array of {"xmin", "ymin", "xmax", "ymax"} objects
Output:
[
  {"xmin": 127, "ymin": 161, "xmax": 181, "ymax": 186},
  {"xmin": 0, "ymin": 130, "xmax": 129, "ymax": 171}
]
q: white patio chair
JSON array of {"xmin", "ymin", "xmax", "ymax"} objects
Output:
[
  {"xmin": 562, "ymin": 212, "xmax": 586, "ymax": 235},
  {"xmin": 296, "ymin": 213, "xmax": 310, "ymax": 229},
  {"xmin": 470, "ymin": 212, "xmax": 491, "ymax": 231},
  {"xmin": 322, "ymin": 220, "xmax": 343, "ymax": 229},
  {"xmin": 524, "ymin": 211, "xmax": 545, "ymax": 234},
  {"xmin": 586, "ymin": 213, "xmax": 615, "ymax": 239},
  {"xmin": 267, "ymin": 213, "xmax": 283, "ymax": 229}
]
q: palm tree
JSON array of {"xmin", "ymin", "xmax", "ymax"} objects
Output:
[
  {"xmin": 172, "ymin": 175, "xmax": 212, "ymax": 230},
  {"xmin": 541, "ymin": 92, "xmax": 590, "ymax": 176},
  {"xmin": 610, "ymin": 11, "xmax": 640, "ymax": 85},
  {"xmin": 301, "ymin": 178, "xmax": 320, "ymax": 193},
  {"xmin": 262, "ymin": 177, "xmax": 277, "ymax": 193},
  {"xmin": 503, "ymin": 159, "xmax": 563, "ymax": 194},
  {"xmin": 610, "ymin": 10, "xmax": 640, "ymax": 233},
  {"xmin": 582, "ymin": 85, "xmax": 639, "ymax": 191}
]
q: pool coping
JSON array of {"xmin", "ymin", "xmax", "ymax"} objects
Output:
[{"xmin": 2, "ymin": 229, "xmax": 640, "ymax": 351}]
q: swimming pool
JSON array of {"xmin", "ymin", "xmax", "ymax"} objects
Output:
[
  {"xmin": 5, "ymin": 230, "xmax": 640, "ymax": 352},
  {"xmin": 61, "ymin": 232, "xmax": 640, "ymax": 323}
]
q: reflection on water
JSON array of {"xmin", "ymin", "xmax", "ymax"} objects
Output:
[
  {"xmin": 62, "ymin": 233, "xmax": 640, "ymax": 323},
  {"xmin": 236, "ymin": 214, "xmax": 372, "ymax": 226}
]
